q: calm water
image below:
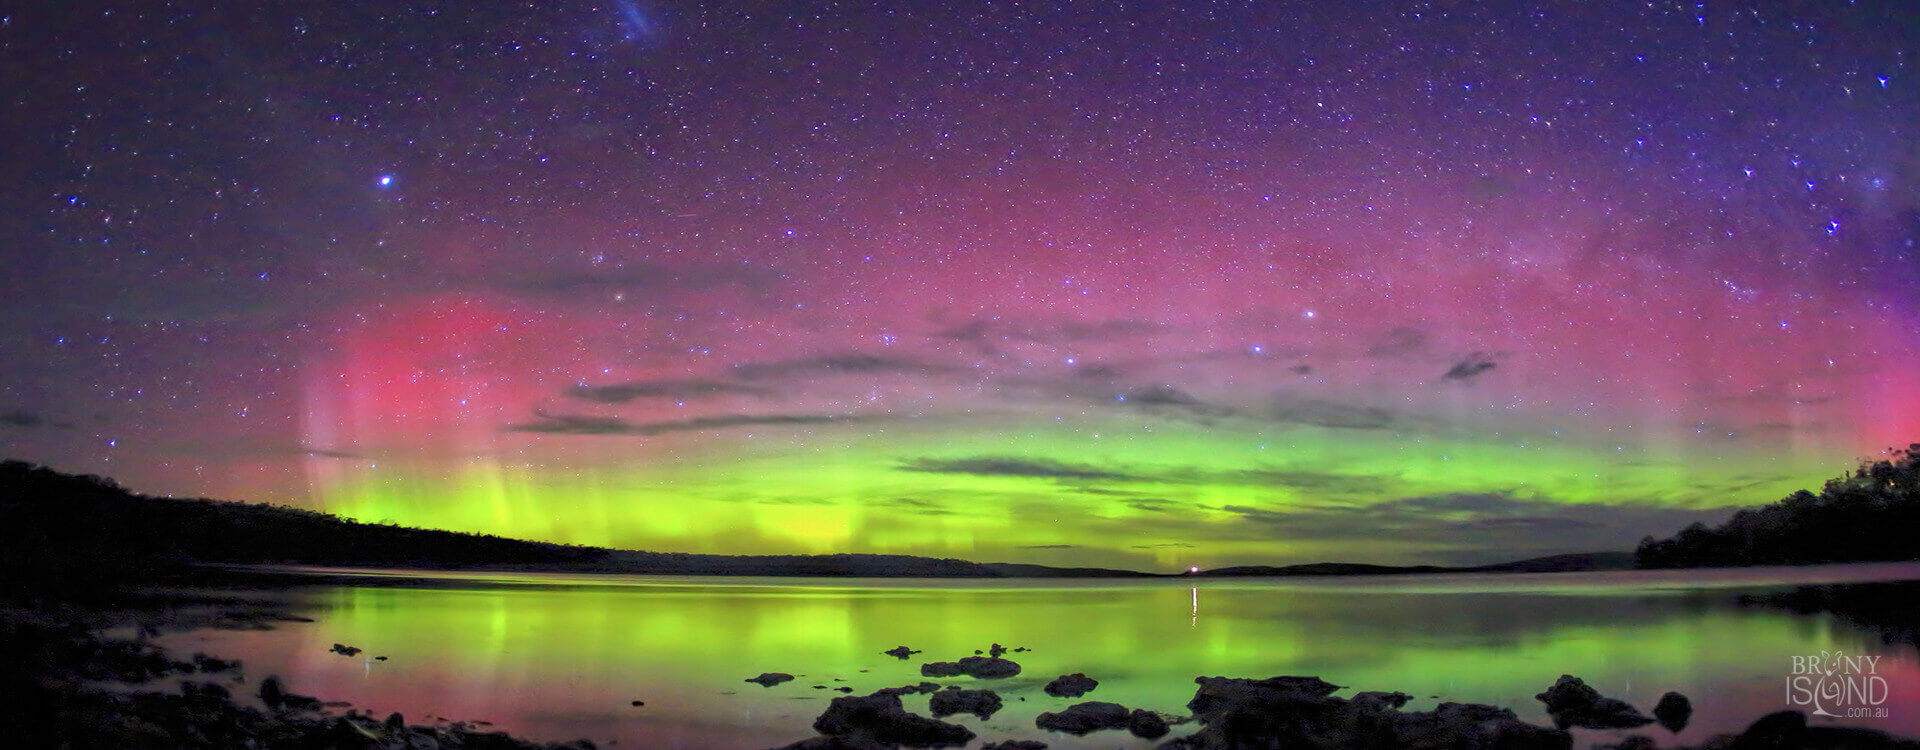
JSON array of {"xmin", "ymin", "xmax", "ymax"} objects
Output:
[{"xmin": 156, "ymin": 564, "xmax": 1920, "ymax": 749}]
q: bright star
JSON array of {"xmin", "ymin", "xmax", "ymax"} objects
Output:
[{"xmin": 378, "ymin": 175, "xmax": 394, "ymax": 187}]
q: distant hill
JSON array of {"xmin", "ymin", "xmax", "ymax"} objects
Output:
[
  {"xmin": 0, "ymin": 461, "xmax": 1086, "ymax": 591},
  {"xmin": 1636, "ymin": 443, "xmax": 1920, "ymax": 569},
  {"xmin": 1, "ymin": 460, "xmax": 1646, "ymax": 591},
  {"xmin": 1193, "ymin": 551, "xmax": 1634, "ymax": 578}
]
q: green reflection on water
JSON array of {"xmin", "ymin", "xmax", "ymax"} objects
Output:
[{"xmin": 175, "ymin": 575, "xmax": 1917, "ymax": 750}]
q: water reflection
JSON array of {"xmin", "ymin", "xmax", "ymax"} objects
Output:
[{"xmin": 159, "ymin": 566, "xmax": 1920, "ymax": 749}]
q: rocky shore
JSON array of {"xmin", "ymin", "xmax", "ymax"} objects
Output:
[
  {"xmin": 1, "ymin": 594, "xmax": 596, "ymax": 750},
  {"xmin": 769, "ymin": 649, "xmax": 1920, "ymax": 750},
  {"xmin": 9, "ymin": 596, "xmax": 1918, "ymax": 750}
]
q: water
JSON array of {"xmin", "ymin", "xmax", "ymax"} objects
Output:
[{"xmin": 156, "ymin": 564, "xmax": 1920, "ymax": 749}]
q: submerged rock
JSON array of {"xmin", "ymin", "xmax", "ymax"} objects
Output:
[
  {"xmin": 1035, "ymin": 701, "xmax": 1131, "ymax": 734},
  {"xmin": 747, "ymin": 672, "xmax": 796, "ymax": 687},
  {"xmin": 928, "ymin": 687, "xmax": 1002, "ymax": 719},
  {"xmin": 1534, "ymin": 675, "xmax": 1653, "ymax": 729},
  {"xmin": 920, "ymin": 656, "xmax": 1020, "ymax": 679},
  {"xmin": 1652, "ymin": 691, "xmax": 1692, "ymax": 733},
  {"xmin": 328, "ymin": 643, "xmax": 362, "ymax": 657},
  {"xmin": 807, "ymin": 692, "xmax": 975, "ymax": 748},
  {"xmin": 980, "ymin": 741, "xmax": 1047, "ymax": 750},
  {"xmin": 1043, "ymin": 673, "xmax": 1098, "ymax": 698},
  {"xmin": 884, "ymin": 646, "xmax": 921, "ymax": 659}
]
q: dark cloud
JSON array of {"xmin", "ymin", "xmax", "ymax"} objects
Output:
[
  {"xmin": 1217, "ymin": 470, "xmax": 1393, "ymax": 496},
  {"xmin": 1130, "ymin": 542, "xmax": 1195, "ymax": 549},
  {"xmin": 1125, "ymin": 498, "xmax": 1179, "ymax": 512},
  {"xmin": 1368, "ymin": 326, "xmax": 1430, "ymax": 357},
  {"xmin": 569, "ymin": 378, "xmax": 768, "ymax": 404},
  {"xmin": 302, "ymin": 448, "xmax": 364, "ymax": 459},
  {"xmin": 510, "ymin": 410, "xmax": 858, "ymax": 436},
  {"xmin": 899, "ymin": 456, "xmax": 1137, "ymax": 481},
  {"xmin": 886, "ymin": 497, "xmax": 954, "ymax": 515},
  {"xmin": 1375, "ymin": 492, "xmax": 1527, "ymax": 515},
  {"xmin": 1074, "ymin": 364, "xmax": 1125, "ymax": 381},
  {"xmin": 732, "ymin": 354, "xmax": 952, "ymax": 381},
  {"xmin": 1449, "ymin": 516, "xmax": 1600, "ymax": 531},
  {"xmin": 1118, "ymin": 384, "xmax": 1236, "ymax": 418},
  {"xmin": 1442, "ymin": 352, "xmax": 1499, "ymax": 381},
  {"xmin": 1019, "ymin": 544, "xmax": 1079, "ymax": 549},
  {"xmin": 1219, "ymin": 489, "xmax": 1737, "ymax": 562},
  {"xmin": 1267, "ymin": 399, "xmax": 1393, "ymax": 430},
  {"xmin": 1, "ymin": 410, "xmax": 48, "ymax": 428}
]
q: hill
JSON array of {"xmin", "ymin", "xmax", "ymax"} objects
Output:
[{"xmin": 1636, "ymin": 443, "xmax": 1920, "ymax": 568}]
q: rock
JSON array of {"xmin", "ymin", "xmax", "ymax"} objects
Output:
[
  {"xmin": 747, "ymin": 672, "xmax": 796, "ymax": 687},
  {"xmin": 258, "ymin": 675, "xmax": 286, "ymax": 710},
  {"xmin": 989, "ymin": 643, "xmax": 1008, "ymax": 657},
  {"xmin": 630, "ymin": 700, "xmax": 645, "ymax": 706},
  {"xmin": 1127, "ymin": 709, "xmax": 1169, "ymax": 739},
  {"xmin": 974, "ymin": 649, "xmax": 984, "ymax": 655},
  {"xmin": 928, "ymin": 687, "xmax": 1002, "ymax": 719},
  {"xmin": 980, "ymin": 742, "xmax": 1047, "ymax": 750},
  {"xmin": 884, "ymin": 646, "xmax": 921, "ymax": 659},
  {"xmin": 329, "ymin": 643, "xmax": 363, "ymax": 657},
  {"xmin": 1043, "ymin": 673, "xmax": 1098, "ymax": 698},
  {"xmin": 920, "ymin": 656, "xmax": 1020, "ymax": 679},
  {"xmin": 836, "ymin": 687, "xmax": 854, "ymax": 693},
  {"xmin": 921, "ymin": 662, "xmax": 963, "ymax": 677},
  {"xmin": 1653, "ymin": 691, "xmax": 1691, "ymax": 733},
  {"xmin": 1013, "ymin": 647, "xmax": 1029, "ymax": 652},
  {"xmin": 1595, "ymin": 736, "xmax": 1656, "ymax": 750},
  {"xmin": 1186, "ymin": 675, "xmax": 1344, "ymax": 722},
  {"xmin": 810, "ymin": 692, "xmax": 975, "ymax": 748},
  {"xmin": 374, "ymin": 656, "xmax": 388, "ymax": 661},
  {"xmin": 1035, "ymin": 701, "xmax": 1131, "ymax": 734},
  {"xmin": 1533, "ymin": 674, "xmax": 1652, "ymax": 729},
  {"xmin": 874, "ymin": 682, "xmax": 943, "ymax": 697}
]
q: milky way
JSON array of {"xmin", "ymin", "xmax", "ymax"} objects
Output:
[{"xmin": 3, "ymin": 1, "xmax": 1917, "ymax": 568}]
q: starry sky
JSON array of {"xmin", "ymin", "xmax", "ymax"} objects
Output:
[{"xmin": 3, "ymin": 1, "xmax": 1917, "ymax": 569}]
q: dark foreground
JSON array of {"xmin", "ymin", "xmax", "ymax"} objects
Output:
[{"xmin": 7, "ymin": 586, "xmax": 1919, "ymax": 750}]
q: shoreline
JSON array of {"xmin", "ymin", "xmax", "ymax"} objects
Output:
[{"xmin": 9, "ymin": 576, "xmax": 1919, "ymax": 750}]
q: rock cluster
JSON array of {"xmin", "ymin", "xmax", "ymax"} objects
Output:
[{"xmin": 1162, "ymin": 675, "xmax": 1572, "ymax": 750}]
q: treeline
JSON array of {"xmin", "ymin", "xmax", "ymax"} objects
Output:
[
  {"xmin": 1636, "ymin": 444, "xmax": 1920, "ymax": 568},
  {"xmin": 0, "ymin": 460, "xmax": 607, "ymax": 594}
]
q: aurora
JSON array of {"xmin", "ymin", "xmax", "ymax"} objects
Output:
[{"xmin": 3, "ymin": 1, "xmax": 1916, "ymax": 570}]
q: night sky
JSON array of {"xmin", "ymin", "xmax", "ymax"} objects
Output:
[{"xmin": 4, "ymin": 1, "xmax": 1917, "ymax": 569}]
